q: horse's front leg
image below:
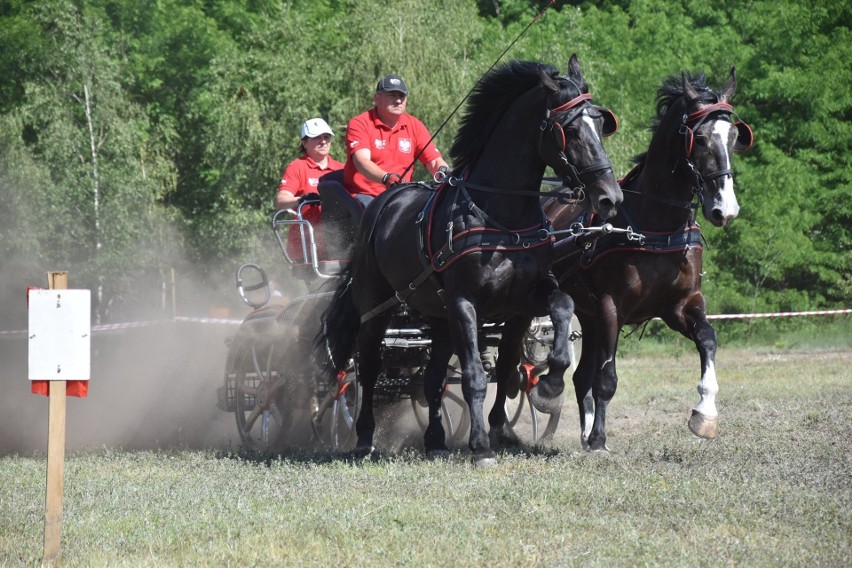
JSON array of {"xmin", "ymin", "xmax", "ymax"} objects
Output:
[
  {"xmin": 423, "ymin": 321, "xmax": 454, "ymax": 458},
  {"xmin": 587, "ymin": 296, "xmax": 619, "ymax": 452},
  {"xmin": 684, "ymin": 305, "xmax": 719, "ymax": 439},
  {"xmin": 528, "ymin": 285, "xmax": 575, "ymax": 415},
  {"xmin": 488, "ymin": 316, "xmax": 531, "ymax": 448},
  {"xmin": 447, "ymin": 296, "xmax": 495, "ymax": 467}
]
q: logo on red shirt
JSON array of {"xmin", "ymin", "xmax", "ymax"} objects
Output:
[
  {"xmin": 374, "ymin": 139, "xmax": 386, "ymax": 150},
  {"xmin": 398, "ymin": 138, "xmax": 412, "ymax": 153}
]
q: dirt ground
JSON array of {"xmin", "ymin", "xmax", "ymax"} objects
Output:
[
  {"xmin": 4, "ymin": 318, "xmax": 847, "ymax": 456},
  {"xmin": 0, "ymin": 321, "xmax": 455, "ymax": 455}
]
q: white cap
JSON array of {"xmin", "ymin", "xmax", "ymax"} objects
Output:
[{"xmin": 300, "ymin": 118, "xmax": 334, "ymax": 139}]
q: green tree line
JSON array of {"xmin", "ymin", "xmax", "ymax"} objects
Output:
[{"xmin": 0, "ymin": 0, "xmax": 849, "ymax": 324}]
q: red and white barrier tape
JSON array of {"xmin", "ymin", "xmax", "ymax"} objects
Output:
[
  {"xmin": 1, "ymin": 309, "xmax": 849, "ymax": 338},
  {"xmin": 0, "ymin": 316, "xmax": 244, "ymax": 338},
  {"xmin": 707, "ymin": 308, "xmax": 852, "ymax": 320}
]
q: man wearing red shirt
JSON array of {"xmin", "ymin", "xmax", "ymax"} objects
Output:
[
  {"xmin": 276, "ymin": 118, "xmax": 344, "ymax": 261},
  {"xmin": 343, "ymin": 74, "xmax": 449, "ymax": 207}
]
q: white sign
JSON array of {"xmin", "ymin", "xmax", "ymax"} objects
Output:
[{"xmin": 28, "ymin": 289, "xmax": 91, "ymax": 381}]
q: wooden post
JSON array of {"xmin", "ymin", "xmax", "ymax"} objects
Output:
[{"xmin": 44, "ymin": 270, "xmax": 68, "ymax": 566}]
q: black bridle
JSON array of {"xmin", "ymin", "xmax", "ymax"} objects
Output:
[
  {"xmin": 679, "ymin": 101, "xmax": 753, "ymax": 205},
  {"xmin": 540, "ymin": 92, "xmax": 618, "ymax": 200}
]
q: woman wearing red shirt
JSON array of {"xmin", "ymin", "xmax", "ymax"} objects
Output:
[{"xmin": 275, "ymin": 118, "xmax": 344, "ymax": 261}]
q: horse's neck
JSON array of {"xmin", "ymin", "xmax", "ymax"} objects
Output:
[
  {"xmin": 625, "ymin": 140, "xmax": 696, "ymax": 231},
  {"xmin": 457, "ymin": 89, "xmax": 550, "ymax": 226},
  {"xmin": 465, "ymin": 142, "xmax": 548, "ymax": 226}
]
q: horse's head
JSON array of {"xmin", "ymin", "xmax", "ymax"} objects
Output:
[
  {"xmin": 677, "ymin": 67, "xmax": 753, "ymax": 227},
  {"xmin": 538, "ymin": 55, "xmax": 622, "ymax": 219}
]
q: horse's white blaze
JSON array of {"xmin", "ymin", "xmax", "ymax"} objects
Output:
[
  {"xmin": 712, "ymin": 121, "xmax": 740, "ymax": 220},
  {"xmin": 582, "ymin": 113, "xmax": 601, "ymax": 143},
  {"xmin": 693, "ymin": 359, "xmax": 719, "ymax": 418}
]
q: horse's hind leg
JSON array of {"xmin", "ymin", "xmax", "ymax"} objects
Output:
[
  {"xmin": 354, "ymin": 315, "xmax": 391, "ymax": 453},
  {"xmin": 488, "ymin": 316, "xmax": 531, "ymax": 448},
  {"xmin": 423, "ymin": 321, "xmax": 453, "ymax": 459},
  {"xmin": 686, "ymin": 310, "xmax": 719, "ymax": 439},
  {"xmin": 447, "ymin": 296, "xmax": 495, "ymax": 467},
  {"xmin": 529, "ymin": 287, "xmax": 575, "ymax": 415}
]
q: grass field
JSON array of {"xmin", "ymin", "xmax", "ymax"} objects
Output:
[{"xmin": 1, "ymin": 343, "xmax": 849, "ymax": 567}]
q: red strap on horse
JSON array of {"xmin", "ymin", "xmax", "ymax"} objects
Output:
[
  {"xmin": 684, "ymin": 102, "xmax": 734, "ymax": 123},
  {"xmin": 548, "ymin": 92, "xmax": 592, "ymax": 115}
]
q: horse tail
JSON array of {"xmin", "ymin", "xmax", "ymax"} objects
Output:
[{"xmin": 313, "ymin": 261, "xmax": 360, "ymax": 377}]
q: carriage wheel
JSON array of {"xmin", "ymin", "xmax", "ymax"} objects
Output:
[
  {"xmin": 312, "ymin": 364, "xmax": 360, "ymax": 450},
  {"xmin": 504, "ymin": 364, "xmax": 561, "ymax": 443},
  {"xmin": 227, "ymin": 337, "xmax": 290, "ymax": 452},
  {"xmin": 410, "ymin": 384, "xmax": 470, "ymax": 444}
]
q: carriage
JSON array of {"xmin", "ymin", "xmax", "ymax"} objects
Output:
[{"xmin": 217, "ymin": 196, "xmax": 570, "ymax": 453}]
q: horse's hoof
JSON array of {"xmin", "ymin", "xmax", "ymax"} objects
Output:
[
  {"xmin": 472, "ymin": 455, "xmax": 498, "ymax": 468},
  {"xmin": 353, "ymin": 443, "xmax": 375, "ymax": 458},
  {"xmin": 528, "ymin": 384, "xmax": 563, "ymax": 415},
  {"xmin": 426, "ymin": 448, "xmax": 450, "ymax": 461},
  {"xmin": 584, "ymin": 441, "xmax": 610, "ymax": 454},
  {"xmin": 688, "ymin": 410, "xmax": 718, "ymax": 439}
]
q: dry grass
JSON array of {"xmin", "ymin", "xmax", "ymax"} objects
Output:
[{"xmin": 1, "ymin": 347, "xmax": 849, "ymax": 567}]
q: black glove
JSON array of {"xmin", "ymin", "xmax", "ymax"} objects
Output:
[
  {"xmin": 298, "ymin": 193, "xmax": 321, "ymax": 205},
  {"xmin": 381, "ymin": 172, "xmax": 401, "ymax": 187}
]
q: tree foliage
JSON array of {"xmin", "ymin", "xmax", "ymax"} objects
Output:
[{"xmin": 0, "ymin": 0, "xmax": 848, "ymax": 323}]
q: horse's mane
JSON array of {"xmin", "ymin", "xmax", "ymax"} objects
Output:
[
  {"xmin": 450, "ymin": 60, "xmax": 560, "ymax": 172},
  {"xmin": 632, "ymin": 72, "xmax": 718, "ymax": 166}
]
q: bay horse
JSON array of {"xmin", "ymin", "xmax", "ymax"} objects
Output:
[
  {"xmin": 542, "ymin": 69, "xmax": 753, "ymax": 451},
  {"xmin": 314, "ymin": 56, "xmax": 622, "ymax": 466}
]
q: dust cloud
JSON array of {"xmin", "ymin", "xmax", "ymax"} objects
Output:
[
  {"xmin": 0, "ymin": 268, "xmax": 439, "ymax": 457},
  {"xmin": 0, "ymin": 270, "xmax": 248, "ymax": 455}
]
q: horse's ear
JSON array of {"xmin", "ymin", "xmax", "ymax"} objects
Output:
[
  {"xmin": 682, "ymin": 73, "xmax": 701, "ymax": 104},
  {"xmin": 567, "ymin": 54, "xmax": 583, "ymax": 83},
  {"xmin": 720, "ymin": 66, "xmax": 737, "ymax": 103}
]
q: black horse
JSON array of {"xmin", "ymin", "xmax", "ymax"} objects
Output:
[
  {"xmin": 315, "ymin": 56, "xmax": 622, "ymax": 466},
  {"xmin": 539, "ymin": 69, "xmax": 752, "ymax": 451}
]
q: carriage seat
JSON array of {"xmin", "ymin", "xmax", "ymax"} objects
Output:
[{"xmin": 318, "ymin": 170, "xmax": 364, "ymax": 260}]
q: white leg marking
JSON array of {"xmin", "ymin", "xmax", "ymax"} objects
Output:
[
  {"xmin": 582, "ymin": 411, "xmax": 594, "ymax": 440},
  {"xmin": 694, "ymin": 359, "xmax": 719, "ymax": 417}
]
